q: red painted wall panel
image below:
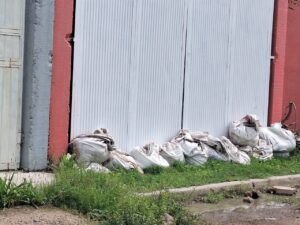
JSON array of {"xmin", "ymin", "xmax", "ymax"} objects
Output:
[
  {"xmin": 269, "ymin": 0, "xmax": 288, "ymax": 124},
  {"xmin": 282, "ymin": 7, "xmax": 300, "ymax": 131},
  {"xmin": 49, "ymin": 0, "xmax": 74, "ymax": 160}
]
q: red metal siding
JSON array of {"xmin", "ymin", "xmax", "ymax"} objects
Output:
[
  {"xmin": 48, "ymin": 0, "xmax": 74, "ymax": 160},
  {"xmin": 282, "ymin": 7, "xmax": 300, "ymax": 131},
  {"xmin": 269, "ymin": 0, "xmax": 288, "ymax": 124}
]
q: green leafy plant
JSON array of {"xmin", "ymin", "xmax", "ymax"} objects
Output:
[{"xmin": 0, "ymin": 174, "xmax": 45, "ymax": 208}]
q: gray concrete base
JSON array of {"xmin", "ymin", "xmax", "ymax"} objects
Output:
[
  {"xmin": 0, "ymin": 172, "xmax": 55, "ymax": 187},
  {"xmin": 140, "ymin": 174, "xmax": 300, "ymax": 196},
  {"xmin": 21, "ymin": 0, "xmax": 54, "ymax": 171}
]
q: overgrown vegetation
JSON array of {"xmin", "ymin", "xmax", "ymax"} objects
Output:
[
  {"xmin": 111, "ymin": 155, "xmax": 300, "ymax": 192},
  {"xmin": 45, "ymin": 156, "xmax": 197, "ymax": 225},
  {"xmin": 0, "ymin": 155, "xmax": 299, "ymax": 224},
  {"xmin": 0, "ymin": 175, "xmax": 45, "ymax": 208},
  {"xmin": 195, "ymin": 189, "xmax": 245, "ymax": 204}
]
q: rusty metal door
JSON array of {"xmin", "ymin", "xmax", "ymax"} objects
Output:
[{"xmin": 0, "ymin": 0, "xmax": 25, "ymax": 169}]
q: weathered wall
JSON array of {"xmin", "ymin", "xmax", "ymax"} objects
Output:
[
  {"xmin": 282, "ymin": 6, "xmax": 300, "ymax": 131},
  {"xmin": 21, "ymin": 0, "xmax": 54, "ymax": 170},
  {"xmin": 48, "ymin": 0, "xmax": 74, "ymax": 160},
  {"xmin": 269, "ymin": 0, "xmax": 288, "ymax": 124}
]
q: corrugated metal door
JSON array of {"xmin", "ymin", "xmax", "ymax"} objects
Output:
[
  {"xmin": 183, "ymin": 0, "xmax": 274, "ymax": 136},
  {"xmin": 72, "ymin": 0, "xmax": 274, "ymax": 150},
  {"xmin": 0, "ymin": 0, "xmax": 25, "ymax": 169},
  {"xmin": 72, "ymin": 0, "xmax": 187, "ymax": 150}
]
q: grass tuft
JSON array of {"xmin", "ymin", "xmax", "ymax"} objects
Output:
[{"xmin": 0, "ymin": 174, "xmax": 45, "ymax": 208}]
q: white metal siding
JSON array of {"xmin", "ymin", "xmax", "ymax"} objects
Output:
[
  {"xmin": 183, "ymin": 0, "xmax": 274, "ymax": 136},
  {"xmin": 73, "ymin": 0, "xmax": 274, "ymax": 150},
  {"xmin": 0, "ymin": 0, "xmax": 25, "ymax": 169},
  {"xmin": 126, "ymin": 0, "xmax": 186, "ymax": 148},
  {"xmin": 72, "ymin": 0, "xmax": 186, "ymax": 150}
]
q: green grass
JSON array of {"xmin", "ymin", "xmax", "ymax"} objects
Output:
[
  {"xmin": 0, "ymin": 155, "xmax": 299, "ymax": 225},
  {"xmin": 0, "ymin": 175, "xmax": 45, "ymax": 208},
  {"xmin": 88, "ymin": 155, "xmax": 300, "ymax": 192}
]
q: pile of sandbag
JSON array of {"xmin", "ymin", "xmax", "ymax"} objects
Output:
[
  {"xmin": 68, "ymin": 129, "xmax": 143, "ymax": 173},
  {"xmin": 129, "ymin": 129, "xmax": 250, "ymax": 169},
  {"xmin": 67, "ymin": 115, "xmax": 297, "ymax": 173},
  {"xmin": 229, "ymin": 115, "xmax": 296, "ymax": 159},
  {"xmin": 172, "ymin": 130, "xmax": 250, "ymax": 165}
]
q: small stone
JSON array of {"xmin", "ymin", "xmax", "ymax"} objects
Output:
[
  {"xmin": 265, "ymin": 218, "xmax": 276, "ymax": 221},
  {"xmin": 164, "ymin": 213, "xmax": 174, "ymax": 225},
  {"xmin": 251, "ymin": 191, "xmax": 261, "ymax": 199},
  {"xmin": 243, "ymin": 197, "xmax": 254, "ymax": 204},
  {"xmin": 272, "ymin": 186, "xmax": 297, "ymax": 196}
]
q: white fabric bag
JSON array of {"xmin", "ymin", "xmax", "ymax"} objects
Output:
[
  {"xmin": 259, "ymin": 123, "xmax": 296, "ymax": 153},
  {"xmin": 130, "ymin": 143, "xmax": 170, "ymax": 169},
  {"xmin": 229, "ymin": 115, "xmax": 260, "ymax": 147},
  {"xmin": 72, "ymin": 137, "xmax": 111, "ymax": 167},
  {"xmin": 160, "ymin": 142, "xmax": 185, "ymax": 164},
  {"xmin": 172, "ymin": 130, "xmax": 208, "ymax": 165},
  {"xmin": 220, "ymin": 137, "xmax": 251, "ymax": 165},
  {"xmin": 86, "ymin": 163, "xmax": 110, "ymax": 173},
  {"xmin": 105, "ymin": 150, "xmax": 144, "ymax": 174}
]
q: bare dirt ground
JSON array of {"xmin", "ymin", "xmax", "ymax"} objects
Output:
[
  {"xmin": 0, "ymin": 206, "xmax": 95, "ymax": 225},
  {"xmin": 199, "ymin": 202, "xmax": 300, "ymax": 225},
  {"xmin": 187, "ymin": 190, "xmax": 300, "ymax": 225}
]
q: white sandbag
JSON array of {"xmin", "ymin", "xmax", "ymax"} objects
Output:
[
  {"xmin": 130, "ymin": 143, "xmax": 170, "ymax": 169},
  {"xmin": 69, "ymin": 129, "xmax": 116, "ymax": 167},
  {"xmin": 72, "ymin": 137, "xmax": 111, "ymax": 167},
  {"xmin": 86, "ymin": 163, "xmax": 110, "ymax": 173},
  {"xmin": 259, "ymin": 123, "xmax": 296, "ymax": 153},
  {"xmin": 104, "ymin": 150, "xmax": 144, "ymax": 174},
  {"xmin": 172, "ymin": 130, "xmax": 208, "ymax": 165},
  {"xmin": 239, "ymin": 140, "xmax": 273, "ymax": 161},
  {"xmin": 220, "ymin": 137, "xmax": 251, "ymax": 165},
  {"xmin": 160, "ymin": 142, "xmax": 185, "ymax": 164},
  {"xmin": 253, "ymin": 142, "xmax": 273, "ymax": 161},
  {"xmin": 229, "ymin": 115, "xmax": 260, "ymax": 147},
  {"xmin": 204, "ymin": 144, "xmax": 228, "ymax": 161},
  {"xmin": 184, "ymin": 150, "xmax": 208, "ymax": 165}
]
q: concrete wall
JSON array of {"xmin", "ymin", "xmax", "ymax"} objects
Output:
[
  {"xmin": 282, "ymin": 6, "xmax": 300, "ymax": 131},
  {"xmin": 21, "ymin": 0, "xmax": 54, "ymax": 170}
]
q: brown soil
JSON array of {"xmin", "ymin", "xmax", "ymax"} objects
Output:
[
  {"xmin": 200, "ymin": 203, "xmax": 300, "ymax": 225},
  {"xmin": 187, "ymin": 192, "xmax": 300, "ymax": 225},
  {"xmin": 0, "ymin": 206, "xmax": 95, "ymax": 225}
]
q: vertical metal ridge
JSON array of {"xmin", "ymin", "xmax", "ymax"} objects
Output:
[
  {"xmin": 72, "ymin": 0, "xmax": 186, "ymax": 151},
  {"xmin": 72, "ymin": 0, "xmax": 135, "ymax": 148},
  {"xmin": 183, "ymin": 0, "xmax": 274, "ymax": 136},
  {"xmin": 72, "ymin": 0, "xmax": 274, "ymax": 151}
]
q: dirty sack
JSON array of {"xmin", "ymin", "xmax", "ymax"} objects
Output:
[
  {"xmin": 172, "ymin": 130, "xmax": 209, "ymax": 165},
  {"xmin": 229, "ymin": 115, "xmax": 260, "ymax": 147},
  {"xmin": 186, "ymin": 131, "xmax": 250, "ymax": 164},
  {"xmin": 259, "ymin": 123, "xmax": 296, "ymax": 155},
  {"xmin": 86, "ymin": 163, "xmax": 110, "ymax": 173},
  {"xmin": 159, "ymin": 142, "xmax": 185, "ymax": 164},
  {"xmin": 130, "ymin": 143, "xmax": 170, "ymax": 169},
  {"xmin": 239, "ymin": 140, "xmax": 273, "ymax": 161},
  {"xmin": 188, "ymin": 131, "xmax": 228, "ymax": 161},
  {"xmin": 68, "ymin": 129, "xmax": 116, "ymax": 167},
  {"xmin": 104, "ymin": 150, "xmax": 144, "ymax": 174}
]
